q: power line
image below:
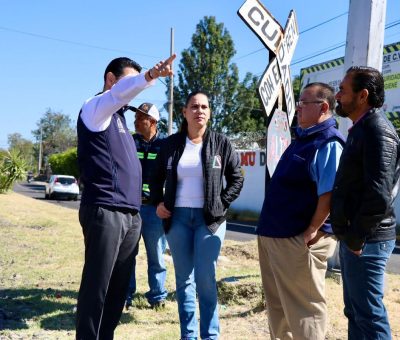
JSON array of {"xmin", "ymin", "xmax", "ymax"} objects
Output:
[
  {"xmin": 254, "ymin": 40, "xmax": 345, "ymax": 77},
  {"xmin": 233, "ymin": 48, "xmax": 266, "ymax": 62},
  {"xmin": 236, "ymin": 16, "xmax": 400, "ymax": 70},
  {"xmin": 291, "ymin": 41, "xmax": 345, "ymax": 64},
  {"xmin": 0, "ymin": 25, "xmax": 171, "ymax": 86},
  {"xmin": 0, "ymin": 25, "xmax": 162, "ymax": 60},
  {"xmin": 386, "ymin": 20, "xmax": 400, "ymax": 29},
  {"xmin": 299, "ymin": 12, "xmax": 348, "ymax": 34},
  {"xmin": 290, "ymin": 19, "xmax": 400, "ymax": 68},
  {"xmin": 291, "ymin": 43, "xmax": 345, "ymax": 66},
  {"xmin": 233, "ymin": 11, "xmax": 348, "ymax": 62}
]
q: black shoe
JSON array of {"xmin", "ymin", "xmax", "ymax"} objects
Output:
[{"xmin": 150, "ymin": 300, "xmax": 165, "ymax": 310}]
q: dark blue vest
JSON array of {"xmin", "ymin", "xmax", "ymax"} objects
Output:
[
  {"xmin": 257, "ymin": 118, "xmax": 345, "ymax": 238},
  {"xmin": 77, "ymin": 107, "xmax": 142, "ymax": 211}
]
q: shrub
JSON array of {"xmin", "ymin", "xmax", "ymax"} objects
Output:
[
  {"xmin": 48, "ymin": 148, "xmax": 79, "ymax": 178},
  {"xmin": 0, "ymin": 150, "xmax": 27, "ymax": 193}
]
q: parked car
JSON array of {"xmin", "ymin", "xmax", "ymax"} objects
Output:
[
  {"xmin": 26, "ymin": 171, "xmax": 34, "ymax": 183},
  {"xmin": 45, "ymin": 175, "xmax": 79, "ymax": 200}
]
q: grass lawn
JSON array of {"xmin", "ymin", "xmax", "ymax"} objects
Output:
[{"xmin": 0, "ymin": 191, "xmax": 399, "ymax": 339}]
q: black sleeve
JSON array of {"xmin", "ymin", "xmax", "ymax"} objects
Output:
[
  {"xmin": 221, "ymin": 139, "xmax": 244, "ymax": 208},
  {"xmin": 345, "ymin": 126, "xmax": 399, "ymax": 250},
  {"xmin": 150, "ymin": 141, "xmax": 167, "ymax": 206}
]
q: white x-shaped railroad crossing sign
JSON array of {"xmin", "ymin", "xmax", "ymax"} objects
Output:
[{"xmin": 238, "ymin": 0, "xmax": 299, "ymax": 125}]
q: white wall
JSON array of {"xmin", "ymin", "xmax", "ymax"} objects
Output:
[
  {"xmin": 231, "ymin": 150, "xmax": 265, "ymax": 213},
  {"xmin": 232, "ymin": 149, "xmax": 400, "ymax": 226}
]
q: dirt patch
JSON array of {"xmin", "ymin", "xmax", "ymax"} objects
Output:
[
  {"xmin": 25, "ymin": 225, "xmax": 46, "ymax": 230},
  {"xmin": 221, "ymin": 242, "xmax": 258, "ymax": 260},
  {"xmin": 218, "ymin": 278, "xmax": 263, "ymax": 305},
  {"xmin": 0, "ymin": 217, "xmax": 16, "ymax": 228}
]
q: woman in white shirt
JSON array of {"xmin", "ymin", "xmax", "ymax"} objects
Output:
[{"xmin": 151, "ymin": 91, "xmax": 244, "ymax": 340}]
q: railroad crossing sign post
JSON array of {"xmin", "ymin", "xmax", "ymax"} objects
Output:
[
  {"xmin": 238, "ymin": 0, "xmax": 299, "ymax": 176},
  {"xmin": 266, "ymin": 109, "xmax": 291, "ymax": 175}
]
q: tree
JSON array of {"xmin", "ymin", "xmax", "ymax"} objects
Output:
[
  {"xmin": 31, "ymin": 108, "xmax": 76, "ymax": 169},
  {"xmin": 0, "ymin": 149, "xmax": 7, "ymax": 159},
  {"xmin": 167, "ymin": 16, "xmax": 264, "ymax": 133},
  {"xmin": 48, "ymin": 147, "xmax": 79, "ymax": 179},
  {"xmin": 292, "ymin": 75, "xmax": 301, "ymax": 103},
  {"xmin": 0, "ymin": 150, "xmax": 27, "ymax": 193},
  {"xmin": 223, "ymin": 72, "xmax": 266, "ymax": 134},
  {"xmin": 7, "ymin": 133, "xmax": 35, "ymax": 170},
  {"xmin": 157, "ymin": 117, "xmax": 169, "ymax": 136}
]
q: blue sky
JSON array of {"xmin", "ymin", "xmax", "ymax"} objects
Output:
[{"xmin": 1, "ymin": 0, "xmax": 399, "ymax": 148}]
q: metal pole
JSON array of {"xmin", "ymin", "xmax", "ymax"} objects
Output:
[
  {"xmin": 338, "ymin": 0, "xmax": 387, "ymax": 137},
  {"xmin": 168, "ymin": 27, "xmax": 174, "ymax": 136},
  {"xmin": 38, "ymin": 126, "xmax": 43, "ymax": 173}
]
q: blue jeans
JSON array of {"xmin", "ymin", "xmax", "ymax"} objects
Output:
[
  {"xmin": 127, "ymin": 204, "xmax": 168, "ymax": 304},
  {"xmin": 167, "ymin": 208, "xmax": 226, "ymax": 340},
  {"xmin": 339, "ymin": 240, "xmax": 395, "ymax": 340}
]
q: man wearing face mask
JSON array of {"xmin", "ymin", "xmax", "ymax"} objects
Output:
[
  {"xmin": 331, "ymin": 66, "xmax": 400, "ymax": 339},
  {"xmin": 257, "ymin": 82, "xmax": 345, "ymax": 339}
]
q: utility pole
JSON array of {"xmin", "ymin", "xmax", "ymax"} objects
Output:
[
  {"xmin": 168, "ymin": 27, "xmax": 174, "ymax": 136},
  {"xmin": 38, "ymin": 126, "xmax": 43, "ymax": 173},
  {"xmin": 338, "ymin": 0, "xmax": 387, "ymax": 136},
  {"xmin": 329, "ymin": 0, "xmax": 387, "ymax": 271}
]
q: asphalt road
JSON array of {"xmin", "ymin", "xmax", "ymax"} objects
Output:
[
  {"xmin": 13, "ymin": 181, "xmax": 400, "ymax": 274},
  {"xmin": 14, "ymin": 181, "xmax": 81, "ymax": 210},
  {"xmin": 13, "ymin": 181, "xmax": 256, "ymax": 241}
]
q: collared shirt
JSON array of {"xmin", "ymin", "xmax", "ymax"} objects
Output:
[
  {"xmin": 81, "ymin": 73, "xmax": 154, "ymax": 132},
  {"xmin": 348, "ymin": 109, "xmax": 371, "ymax": 132},
  {"xmin": 310, "ymin": 141, "xmax": 343, "ymax": 195},
  {"xmin": 297, "ymin": 124, "xmax": 343, "ymax": 196}
]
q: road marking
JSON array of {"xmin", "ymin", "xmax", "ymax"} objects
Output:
[{"xmin": 228, "ymin": 222, "xmax": 256, "ymax": 228}]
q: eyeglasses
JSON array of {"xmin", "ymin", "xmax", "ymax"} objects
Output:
[{"xmin": 296, "ymin": 100, "xmax": 324, "ymax": 108}]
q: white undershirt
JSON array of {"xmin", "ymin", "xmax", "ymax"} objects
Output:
[
  {"xmin": 175, "ymin": 138, "xmax": 204, "ymax": 208},
  {"xmin": 80, "ymin": 73, "xmax": 154, "ymax": 132}
]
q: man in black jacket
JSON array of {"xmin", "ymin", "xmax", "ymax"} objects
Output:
[{"xmin": 331, "ymin": 66, "xmax": 400, "ymax": 339}]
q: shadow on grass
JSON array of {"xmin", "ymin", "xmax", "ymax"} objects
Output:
[
  {"xmin": 129, "ymin": 292, "xmax": 178, "ymax": 309},
  {"xmin": 0, "ymin": 288, "xmax": 136, "ymax": 331},
  {"xmin": 0, "ymin": 288, "xmax": 77, "ymax": 331},
  {"xmin": 220, "ymin": 274, "xmax": 260, "ymax": 283},
  {"xmin": 220, "ymin": 303, "xmax": 265, "ymax": 320}
]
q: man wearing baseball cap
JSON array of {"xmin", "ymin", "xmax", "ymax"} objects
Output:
[{"xmin": 125, "ymin": 102, "xmax": 168, "ymax": 310}]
